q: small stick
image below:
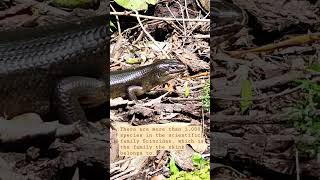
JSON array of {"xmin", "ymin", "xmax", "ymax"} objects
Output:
[
  {"xmin": 295, "ymin": 148, "xmax": 300, "ymax": 180},
  {"xmin": 110, "ymin": 4, "xmax": 122, "ymax": 34},
  {"xmin": 165, "ymin": 3, "xmax": 183, "ymax": 29},
  {"xmin": 166, "ymin": 20, "xmax": 184, "ymax": 34},
  {"xmin": 229, "ymin": 33, "xmax": 320, "ymax": 56},
  {"xmin": 132, "ymin": 30, "xmax": 144, "ymax": 45},
  {"xmin": 177, "ymin": 1, "xmax": 187, "ymax": 46},
  {"xmin": 134, "ymin": 10, "xmax": 170, "ymax": 59},
  {"xmin": 110, "ymin": 11, "xmax": 210, "ymax": 22},
  {"xmin": 178, "ymin": 34, "xmax": 209, "ymax": 38},
  {"xmin": 167, "ymin": 97, "xmax": 200, "ymax": 101},
  {"xmin": 184, "ymin": 0, "xmax": 190, "ymax": 19}
]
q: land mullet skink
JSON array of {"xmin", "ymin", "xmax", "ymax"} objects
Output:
[{"xmin": 0, "ymin": 15, "xmax": 186, "ymax": 125}]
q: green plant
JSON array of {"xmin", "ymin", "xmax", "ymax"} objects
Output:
[
  {"xmin": 167, "ymin": 154, "xmax": 210, "ymax": 180},
  {"xmin": 192, "ymin": 153, "xmax": 207, "ymax": 169},
  {"xmin": 201, "ymin": 80, "xmax": 210, "ymax": 112},
  {"xmin": 114, "ymin": 0, "xmax": 157, "ymax": 11},
  {"xmin": 240, "ymin": 79, "xmax": 252, "ymax": 113},
  {"xmin": 291, "ymin": 79, "xmax": 320, "ymax": 152},
  {"xmin": 109, "ymin": 21, "xmax": 116, "ymax": 32}
]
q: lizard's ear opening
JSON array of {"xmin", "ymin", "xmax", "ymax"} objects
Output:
[{"xmin": 156, "ymin": 73, "xmax": 162, "ymax": 79}]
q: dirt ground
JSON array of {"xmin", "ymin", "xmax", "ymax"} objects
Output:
[
  {"xmin": 212, "ymin": 0, "xmax": 320, "ymax": 179},
  {"xmin": 109, "ymin": 0, "xmax": 210, "ymax": 179}
]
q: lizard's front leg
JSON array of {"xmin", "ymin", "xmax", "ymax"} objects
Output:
[
  {"xmin": 127, "ymin": 85, "xmax": 145, "ymax": 102},
  {"xmin": 54, "ymin": 76, "xmax": 108, "ymax": 133}
]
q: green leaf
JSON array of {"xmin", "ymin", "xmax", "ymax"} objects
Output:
[
  {"xmin": 192, "ymin": 153, "xmax": 203, "ymax": 168},
  {"xmin": 240, "ymin": 80, "xmax": 252, "ymax": 113},
  {"xmin": 184, "ymin": 81, "xmax": 190, "ymax": 97},
  {"xmin": 201, "ymin": 80, "xmax": 210, "ymax": 112},
  {"xmin": 169, "ymin": 157, "xmax": 179, "ymax": 175},
  {"xmin": 110, "ymin": 21, "xmax": 116, "ymax": 29},
  {"xmin": 168, "ymin": 157, "xmax": 210, "ymax": 180},
  {"xmin": 146, "ymin": 0, "xmax": 157, "ymax": 5},
  {"xmin": 109, "ymin": 21, "xmax": 116, "ymax": 33},
  {"xmin": 125, "ymin": 58, "xmax": 141, "ymax": 64},
  {"xmin": 307, "ymin": 64, "xmax": 320, "ymax": 72},
  {"xmin": 114, "ymin": 0, "xmax": 157, "ymax": 11}
]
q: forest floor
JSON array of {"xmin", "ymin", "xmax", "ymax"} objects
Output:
[
  {"xmin": 212, "ymin": 0, "xmax": 320, "ymax": 179},
  {"xmin": 0, "ymin": 0, "xmax": 210, "ymax": 179},
  {"xmin": 109, "ymin": 0, "xmax": 210, "ymax": 179}
]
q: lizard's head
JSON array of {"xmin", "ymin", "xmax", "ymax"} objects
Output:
[{"xmin": 153, "ymin": 59, "xmax": 186, "ymax": 82}]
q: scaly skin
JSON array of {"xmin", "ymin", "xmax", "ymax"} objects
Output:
[
  {"xmin": 0, "ymin": 17, "xmax": 186, "ymax": 125},
  {"xmin": 0, "ymin": 15, "xmax": 109, "ymax": 124},
  {"xmin": 110, "ymin": 59, "xmax": 186, "ymax": 100}
]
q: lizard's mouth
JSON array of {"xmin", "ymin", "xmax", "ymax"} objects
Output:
[{"xmin": 168, "ymin": 63, "xmax": 187, "ymax": 75}]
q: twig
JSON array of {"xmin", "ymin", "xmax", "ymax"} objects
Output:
[
  {"xmin": 167, "ymin": 97, "xmax": 200, "ymax": 101},
  {"xmin": 110, "ymin": 4, "xmax": 124, "ymax": 60},
  {"xmin": 165, "ymin": 3, "xmax": 183, "ymax": 29},
  {"xmin": 133, "ymin": 10, "xmax": 170, "ymax": 59},
  {"xmin": 186, "ymin": 12, "xmax": 210, "ymax": 37},
  {"xmin": 111, "ymin": 34, "xmax": 123, "ymax": 60},
  {"xmin": 177, "ymin": 1, "xmax": 187, "ymax": 46},
  {"xmin": 229, "ymin": 33, "xmax": 320, "ymax": 57},
  {"xmin": 184, "ymin": 0, "xmax": 190, "ymax": 19},
  {"xmin": 144, "ymin": 92, "xmax": 169, "ymax": 107},
  {"xmin": 121, "ymin": 19, "xmax": 149, "ymax": 34},
  {"xmin": 110, "ymin": 11, "xmax": 210, "ymax": 22},
  {"xmin": 166, "ymin": 20, "xmax": 184, "ymax": 34},
  {"xmin": 132, "ymin": 31, "xmax": 144, "ymax": 45},
  {"xmin": 130, "ymin": 114, "xmax": 135, "ymax": 125},
  {"xmin": 201, "ymin": 107, "xmax": 204, "ymax": 135},
  {"xmin": 295, "ymin": 148, "xmax": 300, "ymax": 180},
  {"xmin": 164, "ymin": 4, "xmax": 184, "ymax": 34},
  {"xmin": 178, "ymin": 35, "xmax": 210, "ymax": 38},
  {"xmin": 110, "ymin": 4, "xmax": 122, "ymax": 34},
  {"xmin": 110, "ymin": 166, "xmax": 121, "ymax": 174}
]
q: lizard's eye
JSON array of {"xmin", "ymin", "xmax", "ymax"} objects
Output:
[
  {"xmin": 169, "ymin": 66, "xmax": 177, "ymax": 71},
  {"xmin": 156, "ymin": 73, "xmax": 162, "ymax": 79}
]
